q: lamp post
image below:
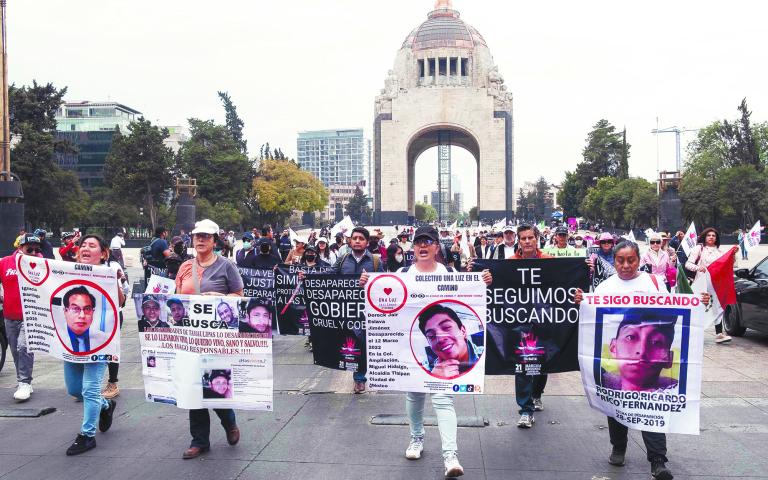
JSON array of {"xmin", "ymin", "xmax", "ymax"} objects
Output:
[{"xmin": 0, "ymin": 0, "xmax": 25, "ymax": 256}]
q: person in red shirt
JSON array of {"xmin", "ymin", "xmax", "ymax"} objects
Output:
[
  {"xmin": 59, "ymin": 231, "xmax": 80, "ymax": 262},
  {"xmin": 0, "ymin": 234, "xmax": 43, "ymax": 402}
]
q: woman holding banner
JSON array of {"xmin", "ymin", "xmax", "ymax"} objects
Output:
[
  {"xmin": 575, "ymin": 240, "xmax": 710, "ymax": 480},
  {"xmin": 174, "ymin": 219, "xmax": 245, "ymax": 459},
  {"xmin": 360, "ymin": 225, "xmax": 492, "ymax": 479},
  {"xmin": 64, "ymin": 235, "xmax": 123, "ymax": 456},
  {"xmin": 684, "ymin": 228, "xmax": 738, "ymax": 344}
]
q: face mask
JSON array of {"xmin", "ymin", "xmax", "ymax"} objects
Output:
[
  {"xmin": 575, "ymin": 240, "xmax": 583, "ymax": 247},
  {"xmin": 174, "ymin": 244, "xmax": 185, "ymax": 255},
  {"xmin": 305, "ymin": 255, "xmax": 316, "ymax": 262},
  {"xmin": 242, "ymin": 241, "xmax": 252, "ymax": 251},
  {"xmin": 395, "ymin": 254, "xmax": 404, "ymax": 263}
]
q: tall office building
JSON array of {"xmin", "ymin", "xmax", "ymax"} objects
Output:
[{"xmin": 55, "ymin": 101, "xmax": 142, "ymax": 191}]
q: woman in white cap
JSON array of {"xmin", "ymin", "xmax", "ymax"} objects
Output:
[
  {"xmin": 315, "ymin": 236, "xmax": 337, "ymax": 265},
  {"xmin": 174, "ymin": 219, "xmax": 245, "ymax": 459}
]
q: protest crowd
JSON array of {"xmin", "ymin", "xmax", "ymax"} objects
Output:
[{"xmin": 0, "ymin": 214, "xmax": 752, "ymax": 480}]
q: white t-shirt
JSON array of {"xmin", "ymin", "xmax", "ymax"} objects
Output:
[
  {"xmin": 110, "ymin": 235, "xmax": 125, "ymax": 250},
  {"xmin": 397, "ymin": 262, "xmax": 448, "ymax": 274},
  {"xmin": 594, "ymin": 271, "xmax": 668, "ymax": 295}
]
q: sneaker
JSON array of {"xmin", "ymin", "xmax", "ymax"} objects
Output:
[
  {"xmin": 353, "ymin": 381, "xmax": 366, "ymax": 394},
  {"xmin": 443, "ymin": 452, "xmax": 464, "ymax": 478},
  {"xmin": 533, "ymin": 397, "xmax": 543, "ymax": 411},
  {"xmin": 102, "ymin": 382, "xmax": 120, "ymax": 399},
  {"xmin": 405, "ymin": 436, "xmax": 424, "ymax": 460},
  {"xmin": 99, "ymin": 399, "xmax": 117, "ymax": 433},
  {"xmin": 608, "ymin": 447, "xmax": 626, "ymax": 466},
  {"xmin": 715, "ymin": 333, "xmax": 732, "ymax": 344},
  {"xmin": 66, "ymin": 434, "xmax": 96, "ymax": 456},
  {"xmin": 13, "ymin": 383, "xmax": 33, "ymax": 402},
  {"xmin": 651, "ymin": 458, "xmax": 674, "ymax": 480},
  {"xmin": 516, "ymin": 413, "xmax": 535, "ymax": 428}
]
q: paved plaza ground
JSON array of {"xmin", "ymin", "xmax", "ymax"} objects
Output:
[{"xmin": 1, "ymin": 242, "xmax": 767, "ymax": 479}]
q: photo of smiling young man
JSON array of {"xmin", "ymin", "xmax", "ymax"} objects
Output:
[{"xmin": 416, "ymin": 303, "xmax": 483, "ymax": 380}]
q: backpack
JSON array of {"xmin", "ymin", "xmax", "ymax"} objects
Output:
[{"xmin": 140, "ymin": 238, "xmax": 160, "ymax": 263}]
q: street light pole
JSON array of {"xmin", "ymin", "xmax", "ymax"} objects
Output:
[{"xmin": 1, "ymin": 0, "xmax": 9, "ymax": 179}]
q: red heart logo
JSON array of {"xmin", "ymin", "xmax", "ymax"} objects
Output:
[
  {"xmin": 689, "ymin": 234, "xmax": 695, "ymax": 238},
  {"xmin": 384, "ymin": 288, "xmax": 393, "ymax": 296},
  {"xmin": 30, "ymin": 262, "xmax": 37, "ymax": 269}
]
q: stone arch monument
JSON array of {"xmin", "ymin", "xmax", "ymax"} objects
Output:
[{"xmin": 374, "ymin": 0, "xmax": 514, "ymax": 224}]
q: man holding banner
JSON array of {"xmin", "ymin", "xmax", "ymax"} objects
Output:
[{"xmin": 576, "ymin": 240, "xmax": 712, "ymax": 480}]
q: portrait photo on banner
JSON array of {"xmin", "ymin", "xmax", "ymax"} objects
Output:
[
  {"xmin": 202, "ymin": 368, "xmax": 234, "ymax": 399},
  {"xmin": 595, "ymin": 307, "xmax": 690, "ymax": 394},
  {"xmin": 238, "ymin": 298, "xmax": 273, "ymax": 337},
  {"xmin": 410, "ymin": 300, "xmax": 485, "ymax": 380},
  {"xmin": 135, "ymin": 294, "xmax": 171, "ymax": 332},
  {"xmin": 215, "ymin": 298, "xmax": 241, "ymax": 330},
  {"xmin": 52, "ymin": 283, "xmax": 118, "ymax": 355}
]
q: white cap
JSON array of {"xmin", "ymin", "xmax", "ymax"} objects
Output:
[
  {"xmin": 317, "ymin": 236, "xmax": 329, "ymax": 245},
  {"xmin": 191, "ymin": 219, "xmax": 219, "ymax": 235}
]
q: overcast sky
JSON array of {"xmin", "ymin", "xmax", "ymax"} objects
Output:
[{"xmin": 10, "ymin": 0, "xmax": 768, "ymax": 209}]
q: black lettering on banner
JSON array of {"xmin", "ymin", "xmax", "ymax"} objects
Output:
[
  {"xmin": 473, "ymin": 258, "xmax": 590, "ymax": 375},
  {"xmin": 303, "ymin": 274, "xmax": 366, "ymax": 373},
  {"xmin": 274, "ymin": 264, "xmax": 334, "ymax": 335}
]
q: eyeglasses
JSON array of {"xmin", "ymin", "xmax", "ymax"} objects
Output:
[
  {"xmin": 66, "ymin": 305, "xmax": 94, "ymax": 315},
  {"xmin": 414, "ymin": 238, "xmax": 436, "ymax": 246},
  {"xmin": 24, "ymin": 248, "xmax": 42, "ymax": 254},
  {"xmin": 194, "ymin": 233, "xmax": 213, "ymax": 240},
  {"xmin": 649, "ymin": 240, "xmax": 662, "ymax": 244}
]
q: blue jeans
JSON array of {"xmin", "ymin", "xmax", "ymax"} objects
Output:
[
  {"xmin": 189, "ymin": 409, "xmax": 236, "ymax": 448},
  {"xmin": 515, "ymin": 374, "xmax": 548, "ymax": 414},
  {"xmin": 406, "ymin": 392, "xmax": 457, "ymax": 456},
  {"xmin": 64, "ymin": 362, "xmax": 110, "ymax": 437},
  {"xmin": 353, "ymin": 370, "xmax": 367, "ymax": 383},
  {"xmin": 4, "ymin": 319, "xmax": 34, "ymax": 384}
]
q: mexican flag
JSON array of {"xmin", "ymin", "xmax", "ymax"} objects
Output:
[{"xmin": 691, "ymin": 248, "xmax": 737, "ymax": 326}]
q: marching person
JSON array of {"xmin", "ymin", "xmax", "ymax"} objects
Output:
[
  {"xmin": 109, "ymin": 231, "xmax": 126, "ymax": 269},
  {"xmin": 64, "ymin": 234, "xmax": 122, "ymax": 455},
  {"xmin": 360, "ymin": 225, "xmax": 492, "ymax": 478},
  {"xmin": 575, "ymin": 240, "xmax": 711, "ymax": 480},
  {"xmin": 235, "ymin": 232, "xmax": 258, "ymax": 268},
  {"xmin": 493, "ymin": 225, "xmax": 517, "ymax": 259},
  {"xmin": 685, "ymin": 227, "xmax": 739, "ymax": 344},
  {"xmin": 641, "ymin": 232, "xmax": 676, "ymax": 289},
  {"xmin": 60, "ymin": 230, "xmax": 81, "ymax": 262},
  {"xmin": 544, "ymin": 226, "xmax": 580, "ymax": 257},
  {"xmin": 174, "ymin": 219, "xmax": 245, "ymax": 459},
  {"xmin": 316, "ymin": 236, "xmax": 337, "ymax": 266},
  {"xmin": 0, "ymin": 234, "xmax": 43, "ymax": 401}
]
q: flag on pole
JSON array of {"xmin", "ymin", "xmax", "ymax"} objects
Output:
[
  {"xmin": 644, "ymin": 228, "xmax": 656, "ymax": 239},
  {"xmin": 691, "ymin": 248, "xmax": 737, "ymax": 326},
  {"xmin": 675, "ymin": 263, "xmax": 693, "ymax": 294},
  {"xmin": 744, "ymin": 220, "xmax": 762, "ymax": 253},
  {"xmin": 682, "ymin": 222, "xmax": 697, "ymax": 256},
  {"xmin": 623, "ymin": 230, "xmax": 636, "ymax": 243},
  {"xmin": 492, "ymin": 218, "xmax": 506, "ymax": 230}
]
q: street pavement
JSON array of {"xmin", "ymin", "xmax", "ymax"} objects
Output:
[{"xmin": 1, "ymin": 246, "xmax": 768, "ymax": 479}]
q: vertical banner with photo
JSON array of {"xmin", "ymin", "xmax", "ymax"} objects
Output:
[
  {"xmin": 135, "ymin": 293, "xmax": 273, "ymax": 411},
  {"xmin": 17, "ymin": 256, "xmax": 120, "ymax": 363},
  {"xmin": 238, "ymin": 267, "xmax": 276, "ymax": 328},
  {"xmin": 579, "ymin": 293, "xmax": 706, "ymax": 434},
  {"xmin": 474, "ymin": 258, "xmax": 590, "ymax": 375},
  {"xmin": 365, "ymin": 272, "xmax": 486, "ymax": 394},
  {"xmin": 303, "ymin": 274, "xmax": 366, "ymax": 372},
  {"xmin": 274, "ymin": 264, "xmax": 334, "ymax": 335}
]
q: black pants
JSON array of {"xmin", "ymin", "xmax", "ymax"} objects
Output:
[
  {"xmin": 608, "ymin": 417, "xmax": 668, "ymax": 462},
  {"xmin": 189, "ymin": 408, "xmax": 236, "ymax": 448},
  {"xmin": 515, "ymin": 374, "xmax": 548, "ymax": 414}
]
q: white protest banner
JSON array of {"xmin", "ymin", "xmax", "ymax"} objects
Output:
[
  {"xmin": 578, "ymin": 293, "xmax": 706, "ymax": 434},
  {"xmin": 135, "ymin": 293, "xmax": 272, "ymax": 411},
  {"xmin": 744, "ymin": 220, "xmax": 762, "ymax": 252},
  {"xmin": 365, "ymin": 272, "xmax": 486, "ymax": 394},
  {"xmin": 623, "ymin": 230, "xmax": 636, "ymax": 243},
  {"xmin": 17, "ymin": 256, "xmax": 120, "ymax": 363},
  {"xmin": 682, "ymin": 222, "xmax": 697, "ymax": 256},
  {"xmin": 145, "ymin": 274, "xmax": 176, "ymax": 295}
]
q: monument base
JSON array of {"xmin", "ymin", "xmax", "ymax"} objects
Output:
[
  {"xmin": 0, "ymin": 180, "xmax": 24, "ymax": 257},
  {"xmin": 175, "ymin": 192, "xmax": 196, "ymax": 234}
]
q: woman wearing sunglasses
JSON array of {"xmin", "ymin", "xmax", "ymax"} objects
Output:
[{"xmin": 640, "ymin": 233, "xmax": 676, "ymax": 290}]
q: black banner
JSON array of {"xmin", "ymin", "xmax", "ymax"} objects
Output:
[
  {"xmin": 275, "ymin": 264, "xmax": 334, "ymax": 335},
  {"xmin": 303, "ymin": 274, "xmax": 366, "ymax": 373},
  {"xmin": 238, "ymin": 267, "xmax": 276, "ymax": 330},
  {"xmin": 474, "ymin": 258, "xmax": 590, "ymax": 375}
]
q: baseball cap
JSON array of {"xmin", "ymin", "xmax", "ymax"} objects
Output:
[
  {"xmin": 167, "ymin": 297, "xmax": 184, "ymax": 308},
  {"xmin": 142, "ymin": 295, "xmax": 161, "ymax": 308},
  {"xmin": 19, "ymin": 234, "xmax": 41, "ymax": 246},
  {"xmin": 413, "ymin": 226, "xmax": 439, "ymax": 243},
  {"xmin": 33, "ymin": 229, "xmax": 46, "ymax": 237},
  {"xmin": 555, "ymin": 226, "xmax": 568, "ymax": 235},
  {"xmin": 316, "ymin": 236, "xmax": 329, "ymax": 245},
  {"xmin": 242, "ymin": 232, "xmax": 255, "ymax": 241},
  {"xmin": 191, "ymin": 219, "xmax": 219, "ymax": 235},
  {"xmin": 503, "ymin": 225, "xmax": 515, "ymax": 233},
  {"xmin": 61, "ymin": 231, "xmax": 76, "ymax": 240}
]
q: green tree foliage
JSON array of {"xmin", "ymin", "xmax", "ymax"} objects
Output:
[
  {"xmin": 516, "ymin": 188, "xmax": 531, "ymax": 221},
  {"xmin": 178, "ymin": 119, "xmax": 253, "ymax": 206},
  {"xmin": 252, "ymin": 158, "xmax": 328, "ymax": 226},
  {"xmin": 468, "ymin": 206, "xmax": 478, "ymax": 222},
  {"xmin": 104, "ymin": 118, "xmax": 175, "ymax": 230},
  {"xmin": 195, "ymin": 198, "xmax": 243, "ymax": 230},
  {"xmin": 415, "ymin": 202, "xmax": 437, "ymax": 222},
  {"xmin": 9, "ymin": 81, "xmax": 88, "ymax": 232},
  {"xmin": 217, "ymin": 91, "xmax": 247, "ymax": 154},
  {"xmin": 680, "ymin": 100, "xmax": 768, "ymax": 230},
  {"xmin": 581, "ymin": 177, "xmax": 657, "ymax": 228},
  {"xmin": 557, "ymin": 171, "xmax": 581, "ymax": 219},
  {"xmin": 345, "ymin": 186, "xmax": 372, "ymax": 223}
]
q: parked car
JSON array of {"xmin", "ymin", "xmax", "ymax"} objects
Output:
[{"xmin": 725, "ymin": 257, "xmax": 768, "ymax": 336}]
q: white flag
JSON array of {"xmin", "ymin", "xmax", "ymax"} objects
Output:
[
  {"xmin": 682, "ymin": 222, "xmax": 697, "ymax": 256},
  {"xmin": 492, "ymin": 218, "xmax": 506, "ymax": 230},
  {"xmin": 745, "ymin": 220, "xmax": 762, "ymax": 252},
  {"xmin": 623, "ymin": 230, "xmax": 636, "ymax": 243},
  {"xmin": 644, "ymin": 228, "xmax": 656, "ymax": 239}
]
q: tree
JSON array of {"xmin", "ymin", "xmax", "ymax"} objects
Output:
[
  {"xmin": 415, "ymin": 202, "xmax": 437, "ymax": 222},
  {"xmin": 468, "ymin": 206, "xmax": 478, "ymax": 222},
  {"xmin": 252, "ymin": 158, "xmax": 328, "ymax": 226},
  {"xmin": 580, "ymin": 177, "xmax": 657, "ymax": 228},
  {"xmin": 719, "ymin": 98, "xmax": 760, "ymax": 170},
  {"xmin": 533, "ymin": 176, "xmax": 550, "ymax": 219},
  {"xmin": 178, "ymin": 119, "xmax": 253, "ymax": 207},
  {"xmin": 104, "ymin": 118, "xmax": 175, "ymax": 230},
  {"xmin": 345, "ymin": 186, "xmax": 371, "ymax": 223},
  {"xmin": 515, "ymin": 189, "xmax": 530, "ymax": 221},
  {"xmin": 557, "ymin": 171, "xmax": 581, "ymax": 219},
  {"xmin": 217, "ymin": 91, "xmax": 247, "ymax": 154},
  {"xmin": 9, "ymin": 81, "xmax": 89, "ymax": 232},
  {"xmin": 195, "ymin": 198, "xmax": 243, "ymax": 230}
]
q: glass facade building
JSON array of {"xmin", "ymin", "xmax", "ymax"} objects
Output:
[
  {"xmin": 54, "ymin": 101, "xmax": 142, "ymax": 192},
  {"xmin": 297, "ymin": 129, "xmax": 370, "ymax": 189}
]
